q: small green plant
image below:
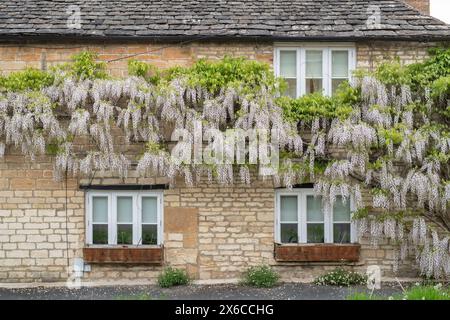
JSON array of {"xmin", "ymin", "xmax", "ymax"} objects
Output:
[
  {"xmin": 128, "ymin": 59, "xmax": 150, "ymax": 78},
  {"xmin": 157, "ymin": 267, "xmax": 190, "ymax": 288},
  {"xmin": 314, "ymin": 268, "xmax": 367, "ymax": 286},
  {"xmin": 375, "ymin": 57, "xmax": 409, "ymax": 85},
  {"xmin": 142, "ymin": 231, "xmax": 157, "ymax": 245},
  {"xmin": 285, "ymin": 228, "xmax": 298, "ymax": 243},
  {"xmin": 403, "ymin": 284, "xmax": 450, "ymax": 300},
  {"xmin": 346, "ymin": 284, "xmax": 450, "ymax": 300},
  {"xmin": 377, "ymin": 124, "xmax": 406, "ymax": 145},
  {"xmin": 241, "ymin": 265, "xmax": 280, "ymax": 288},
  {"xmin": 128, "ymin": 59, "xmax": 161, "ymax": 85},
  {"xmin": 431, "ymin": 75, "xmax": 450, "ymax": 98},
  {"xmin": 92, "ymin": 229, "xmax": 108, "ymax": 244}
]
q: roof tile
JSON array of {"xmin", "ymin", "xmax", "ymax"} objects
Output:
[{"xmin": 0, "ymin": 0, "xmax": 448, "ymax": 41}]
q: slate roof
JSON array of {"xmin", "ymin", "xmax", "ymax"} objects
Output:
[{"xmin": 0, "ymin": 0, "xmax": 449, "ymax": 41}]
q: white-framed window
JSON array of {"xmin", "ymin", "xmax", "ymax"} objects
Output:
[
  {"xmin": 274, "ymin": 44, "xmax": 356, "ymax": 97},
  {"xmin": 86, "ymin": 191, "xmax": 163, "ymax": 246},
  {"xmin": 275, "ymin": 189, "xmax": 357, "ymax": 244}
]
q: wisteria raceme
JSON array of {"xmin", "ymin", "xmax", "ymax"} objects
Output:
[
  {"xmin": 311, "ymin": 118, "xmax": 320, "ymax": 134},
  {"xmin": 369, "ymin": 220, "xmax": 384, "ymax": 246},
  {"xmin": 183, "ymin": 166, "xmax": 194, "ymax": 187},
  {"xmin": 384, "ymin": 218, "xmax": 397, "ymax": 241},
  {"xmin": 69, "ymin": 109, "xmax": 90, "ymax": 136},
  {"xmin": 412, "ymin": 218, "xmax": 420, "ymax": 245},
  {"xmin": 353, "ymin": 184, "xmax": 363, "ymax": 209},
  {"xmin": 392, "ymin": 249, "xmax": 400, "ymax": 273},
  {"xmin": 306, "ymin": 149, "xmax": 314, "ymax": 180},
  {"xmin": 413, "ymin": 131, "xmax": 427, "ymax": 162},
  {"xmin": 373, "ymin": 192, "xmax": 389, "ymax": 209},
  {"xmin": 0, "ymin": 142, "xmax": 5, "ymax": 157},
  {"xmin": 281, "ymin": 159, "xmax": 296, "ymax": 190},
  {"xmin": 315, "ymin": 133, "xmax": 325, "ymax": 156},
  {"xmin": 361, "ymin": 76, "xmax": 388, "ymax": 107},
  {"xmin": 324, "ymin": 160, "xmax": 352, "ymax": 180},
  {"xmin": 445, "ymin": 183, "xmax": 450, "ymax": 203},
  {"xmin": 357, "ymin": 218, "xmax": 368, "ymax": 240},
  {"xmin": 403, "ymin": 110, "xmax": 413, "ymax": 128},
  {"xmin": 66, "ymin": 80, "xmax": 90, "ymax": 110},
  {"xmin": 400, "ymin": 85, "xmax": 412, "ymax": 106},
  {"xmin": 365, "ymin": 169, "xmax": 373, "ymax": 185},
  {"xmin": 364, "ymin": 107, "xmax": 392, "ymax": 127},
  {"xmin": 419, "ymin": 218, "xmax": 427, "ymax": 244},
  {"xmin": 350, "ymin": 152, "xmax": 366, "ymax": 173},
  {"xmin": 395, "ymin": 139, "xmax": 413, "ymax": 164},
  {"xmin": 327, "ymin": 121, "xmax": 376, "ymax": 150},
  {"xmin": 239, "ymin": 166, "xmax": 251, "ymax": 185},
  {"xmin": 137, "ymin": 151, "xmax": 169, "ymax": 177}
]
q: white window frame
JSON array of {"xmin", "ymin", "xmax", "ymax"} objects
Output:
[
  {"xmin": 274, "ymin": 43, "xmax": 356, "ymax": 97},
  {"xmin": 275, "ymin": 189, "xmax": 357, "ymax": 244},
  {"xmin": 86, "ymin": 190, "xmax": 163, "ymax": 246}
]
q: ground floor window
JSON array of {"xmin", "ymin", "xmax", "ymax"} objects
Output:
[
  {"xmin": 86, "ymin": 191, "xmax": 163, "ymax": 246},
  {"xmin": 275, "ymin": 189, "xmax": 356, "ymax": 244}
]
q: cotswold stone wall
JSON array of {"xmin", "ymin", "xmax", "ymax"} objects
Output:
[
  {"xmin": 0, "ymin": 40, "xmax": 436, "ymax": 75},
  {"xmin": 0, "ymin": 41, "xmax": 273, "ymax": 77},
  {"xmin": 0, "ymin": 153, "xmax": 81, "ymax": 282},
  {"xmin": 357, "ymin": 41, "xmax": 436, "ymax": 71},
  {"xmin": 0, "ymin": 40, "xmax": 438, "ymax": 283}
]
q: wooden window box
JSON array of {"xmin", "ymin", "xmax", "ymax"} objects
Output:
[
  {"xmin": 83, "ymin": 246, "xmax": 164, "ymax": 264},
  {"xmin": 274, "ymin": 243, "xmax": 360, "ymax": 262}
]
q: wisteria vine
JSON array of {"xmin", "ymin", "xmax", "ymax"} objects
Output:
[{"xmin": 0, "ymin": 52, "xmax": 449, "ymax": 278}]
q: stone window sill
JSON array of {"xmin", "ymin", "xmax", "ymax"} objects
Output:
[
  {"xmin": 274, "ymin": 243, "xmax": 360, "ymax": 262},
  {"xmin": 83, "ymin": 246, "xmax": 164, "ymax": 264}
]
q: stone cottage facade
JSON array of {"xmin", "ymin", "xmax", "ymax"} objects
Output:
[{"xmin": 0, "ymin": 0, "xmax": 449, "ymax": 284}]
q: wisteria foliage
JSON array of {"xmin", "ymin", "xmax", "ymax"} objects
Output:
[{"xmin": 0, "ymin": 63, "xmax": 449, "ymax": 278}]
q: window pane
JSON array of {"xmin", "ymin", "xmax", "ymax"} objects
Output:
[
  {"xmin": 142, "ymin": 225, "xmax": 158, "ymax": 245},
  {"xmin": 305, "ymin": 78, "xmax": 323, "ymax": 94},
  {"xmin": 332, "ymin": 51, "xmax": 349, "ymax": 78},
  {"xmin": 306, "ymin": 50, "xmax": 322, "ymax": 78},
  {"xmin": 334, "ymin": 196, "xmax": 351, "ymax": 221},
  {"xmin": 307, "ymin": 223, "xmax": 324, "ymax": 243},
  {"xmin": 283, "ymin": 78, "xmax": 297, "ymax": 98},
  {"xmin": 142, "ymin": 197, "xmax": 158, "ymax": 224},
  {"xmin": 332, "ymin": 79, "xmax": 347, "ymax": 94},
  {"xmin": 334, "ymin": 223, "xmax": 351, "ymax": 243},
  {"xmin": 117, "ymin": 196, "xmax": 133, "ymax": 223},
  {"xmin": 280, "ymin": 51, "xmax": 297, "ymax": 78},
  {"xmin": 93, "ymin": 224, "xmax": 108, "ymax": 244},
  {"xmin": 92, "ymin": 196, "xmax": 108, "ymax": 223},
  {"xmin": 280, "ymin": 196, "xmax": 298, "ymax": 222},
  {"xmin": 117, "ymin": 224, "xmax": 133, "ymax": 245},
  {"xmin": 280, "ymin": 223, "xmax": 298, "ymax": 243},
  {"xmin": 307, "ymin": 195, "xmax": 323, "ymax": 222}
]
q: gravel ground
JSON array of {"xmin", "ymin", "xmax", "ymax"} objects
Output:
[{"xmin": 0, "ymin": 283, "xmax": 404, "ymax": 300}]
